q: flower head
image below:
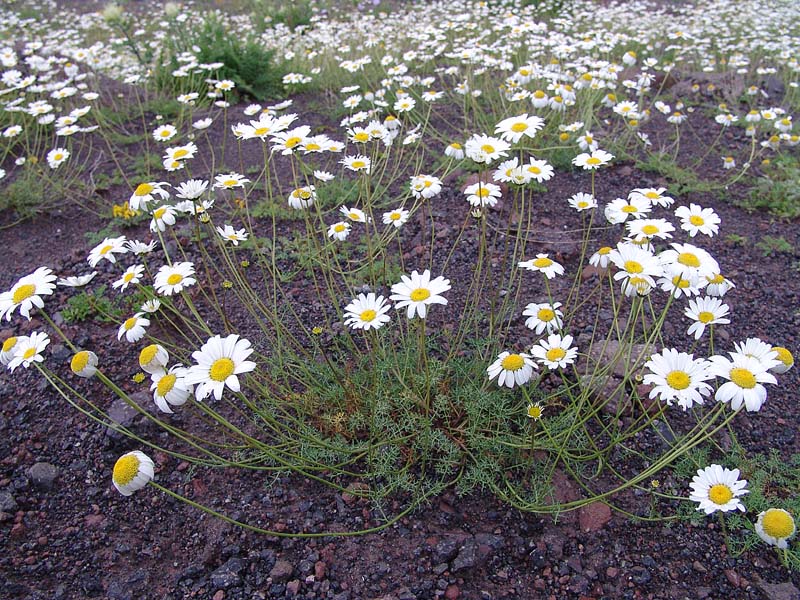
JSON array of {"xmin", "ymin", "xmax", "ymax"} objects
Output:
[
  {"xmin": 522, "ymin": 301, "xmax": 563, "ymax": 334},
  {"xmin": 572, "ymin": 149, "xmax": 613, "ymax": 170},
  {"xmin": 389, "ymin": 270, "xmax": 451, "ymax": 319},
  {"xmin": 529, "ymin": 334, "xmax": 577, "ymax": 369},
  {"xmin": 112, "ymin": 451, "xmax": 155, "ymax": 496},
  {"xmin": 184, "ymin": 334, "xmax": 257, "ymax": 401},
  {"xmin": 70, "ymin": 350, "xmax": 98, "ymax": 378},
  {"xmin": 708, "ymin": 352, "xmax": 777, "ymax": 412},
  {"xmin": 344, "ymin": 293, "xmax": 391, "ymax": 331},
  {"xmin": 487, "ymin": 351, "xmax": 536, "ymax": 388},
  {"xmin": 0, "ymin": 267, "xmax": 57, "ymax": 321},
  {"xmin": 689, "ymin": 464, "xmax": 748, "ymax": 515},
  {"xmin": 150, "ymin": 366, "xmax": 192, "ymax": 413},
  {"xmin": 643, "ymin": 348, "xmax": 713, "ymax": 410},
  {"xmin": 755, "ymin": 509, "xmax": 796, "ymax": 549},
  {"xmin": 154, "ymin": 262, "xmax": 196, "ymax": 296},
  {"xmin": 519, "ymin": 254, "xmax": 564, "ymax": 279},
  {"xmin": 88, "ymin": 236, "xmax": 128, "ymax": 267},
  {"xmin": 6, "ymin": 331, "xmax": 49, "ymax": 372},
  {"xmin": 117, "ymin": 313, "xmax": 150, "ymax": 343}
]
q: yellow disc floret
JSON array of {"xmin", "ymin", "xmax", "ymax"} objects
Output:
[
  {"xmin": 762, "ymin": 508, "xmax": 795, "ymax": 539},
  {"xmin": 209, "ymin": 357, "xmax": 235, "ymax": 382},
  {"xmin": 708, "ymin": 483, "xmax": 733, "ymax": 505},
  {"xmin": 71, "ymin": 351, "xmax": 90, "ymax": 374},
  {"xmin": 729, "ymin": 367, "xmax": 756, "ymax": 389},
  {"xmin": 501, "ymin": 354, "xmax": 525, "ymax": 371},
  {"xmin": 410, "ymin": 288, "xmax": 431, "ymax": 302},
  {"xmin": 666, "ymin": 370, "xmax": 690, "ymax": 390},
  {"xmin": 12, "ymin": 284, "xmax": 36, "ymax": 304},
  {"xmin": 113, "ymin": 454, "xmax": 140, "ymax": 485}
]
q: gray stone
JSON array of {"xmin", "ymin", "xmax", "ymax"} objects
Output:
[
  {"xmin": 105, "ymin": 397, "xmax": 139, "ymax": 437},
  {"xmin": 0, "ymin": 490, "xmax": 18, "ymax": 512},
  {"xmin": 451, "ymin": 539, "xmax": 479, "ymax": 572},
  {"xmin": 756, "ymin": 579, "xmax": 800, "ymax": 600},
  {"xmin": 27, "ymin": 462, "xmax": 58, "ymax": 491},
  {"xmin": 270, "ymin": 559, "xmax": 294, "ymax": 583},
  {"xmin": 211, "ymin": 557, "xmax": 244, "ymax": 589}
]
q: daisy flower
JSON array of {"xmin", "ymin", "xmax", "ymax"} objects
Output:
[
  {"xmin": 150, "ymin": 205, "xmax": 178, "ymax": 232},
  {"xmin": 755, "ymin": 509, "xmax": 796, "ymax": 549},
  {"xmin": 674, "ymin": 204, "xmax": 720, "ymax": 237},
  {"xmin": 154, "ymin": 262, "xmax": 196, "ymax": 296},
  {"xmin": 314, "ymin": 170, "xmax": 334, "ymax": 182},
  {"xmin": 270, "ymin": 125, "xmax": 310, "ymax": 155},
  {"xmin": 684, "ymin": 296, "xmax": 730, "ymax": 339},
  {"xmin": 46, "ymin": 147, "xmax": 70, "ymax": 169},
  {"xmin": 519, "ymin": 254, "xmax": 564, "ymax": 279},
  {"xmin": 150, "ymin": 366, "xmax": 192, "ymax": 413},
  {"xmin": 6, "ymin": 331, "xmax": 49, "ymax": 372},
  {"xmin": 526, "ymin": 402, "xmax": 544, "ymax": 420},
  {"xmin": 383, "ymin": 208, "xmax": 410, "ymax": 228},
  {"xmin": 340, "ymin": 155, "xmax": 371, "ymax": 173},
  {"xmin": 626, "ymin": 218, "xmax": 675, "ymax": 241},
  {"xmin": 522, "ymin": 158, "xmax": 554, "ymax": 183},
  {"xmin": 288, "ymin": 186, "xmax": 316, "ymax": 209},
  {"xmin": 174, "ymin": 179, "xmax": 209, "ymax": 200},
  {"xmin": 629, "ymin": 187, "xmax": 674, "ymax": 208},
  {"xmin": 117, "ymin": 313, "xmax": 150, "ymax": 343},
  {"xmin": 214, "ymin": 172, "xmax": 250, "ymax": 189},
  {"xmin": 522, "ymin": 302, "xmax": 563, "ymax": 334},
  {"xmin": 530, "ymin": 334, "xmax": 578, "ymax": 369},
  {"xmin": 112, "ymin": 265, "xmax": 145, "ymax": 293},
  {"xmin": 390, "ymin": 269, "xmax": 451, "ymax": 319},
  {"xmin": 410, "ymin": 175, "xmax": 443, "ymax": 199},
  {"xmin": 608, "ymin": 242, "xmax": 663, "ymax": 297},
  {"xmin": 163, "ymin": 142, "xmax": 197, "ymax": 162},
  {"xmin": 0, "ymin": 266, "xmax": 57, "ymax": 321},
  {"xmin": 708, "ymin": 352, "xmax": 777, "ymax": 412},
  {"xmin": 139, "ymin": 343, "xmax": 169, "ymax": 375},
  {"xmin": 643, "ymin": 348, "xmax": 713, "ymax": 410},
  {"xmin": 689, "ymin": 464, "xmax": 748, "ymax": 515},
  {"xmin": 126, "ymin": 239, "xmax": 157, "ymax": 255},
  {"xmin": 588, "ymin": 246, "xmax": 612, "ymax": 269},
  {"xmin": 464, "ymin": 182, "xmax": 502, "ymax": 208},
  {"xmin": 495, "ymin": 113, "xmax": 544, "ymax": 143},
  {"xmin": 770, "ymin": 346, "xmax": 794, "ymax": 374},
  {"xmin": 464, "ymin": 134, "xmax": 510, "ymax": 164},
  {"xmin": 70, "ymin": 350, "xmax": 98, "ymax": 378},
  {"xmin": 140, "ymin": 299, "xmax": 162, "ymax": 313},
  {"xmin": 568, "ymin": 192, "xmax": 597, "ymax": 212},
  {"xmin": 57, "ymin": 272, "xmax": 97, "ymax": 289},
  {"xmin": 129, "ymin": 181, "xmax": 170, "ymax": 211},
  {"xmin": 704, "ymin": 272, "xmax": 735, "ymax": 297},
  {"xmin": 444, "ymin": 142, "xmax": 465, "ymax": 160},
  {"xmin": 572, "ymin": 149, "xmax": 613, "ymax": 170},
  {"xmin": 327, "ymin": 221, "xmax": 351, "ymax": 241},
  {"xmin": 344, "ymin": 293, "xmax": 391, "ymax": 331},
  {"xmin": 487, "ymin": 351, "xmax": 537, "ymax": 388},
  {"xmin": 340, "ymin": 206, "xmax": 370, "ymax": 223},
  {"xmin": 184, "ymin": 334, "xmax": 257, "ymax": 401},
  {"xmin": 658, "ymin": 264, "xmax": 702, "ymax": 298},
  {"xmin": 112, "ymin": 451, "xmax": 155, "ymax": 496},
  {"xmin": 87, "ymin": 236, "xmax": 128, "ymax": 267},
  {"xmin": 153, "ymin": 124, "xmax": 177, "ymax": 141},
  {"xmin": 604, "ymin": 196, "xmax": 652, "ymax": 224},
  {"xmin": 1, "ymin": 335, "xmax": 26, "ymax": 366},
  {"xmin": 216, "ymin": 225, "xmax": 249, "ymax": 245}
]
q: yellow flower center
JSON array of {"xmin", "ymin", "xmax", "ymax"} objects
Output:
[
  {"xmin": 134, "ymin": 183, "xmax": 154, "ymax": 196},
  {"xmin": 53, "ymin": 153, "xmax": 63, "ymax": 161},
  {"xmin": 360, "ymin": 309, "xmax": 377, "ymax": 322},
  {"xmin": 533, "ymin": 90, "xmax": 545, "ymax": 98},
  {"xmin": 697, "ymin": 311, "xmax": 715, "ymax": 324},
  {"xmin": 666, "ymin": 370, "xmax": 690, "ymax": 390},
  {"xmin": 390, "ymin": 212, "xmax": 401, "ymax": 221},
  {"xmin": 480, "ymin": 144, "xmax": 495, "ymax": 154},
  {"xmin": 527, "ymin": 404, "xmax": 542, "ymax": 419},
  {"xmin": 167, "ymin": 274, "xmax": 183, "ymax": 286},
  {"xmin": 209, "ymin": 357, "xmax": 235, "ymax": 382},
  {"xmin": 2, "ymin": 337, "xmax": 17, "ymax": 352},
  {"xmin": 12, "ymin": 283, "xmax": 36, "ymax": 304},
  {"xmin": 528, "ymin": 165, "xmax": 541, "ymax": 174},
  {"xmin": 124, "ymin": 272, "xmax": 135, "ymax": 283},
  {"xmin": 139, "ymin": 345, "xmax": 159, "ymax": 367},
  {"xmin": 153, "ymin": 207, "xmax": 167, "ymax": 220},
  {"xmin": 708, "ymin": 273, "xmax": 725, "ymax": 284},
  {"xmin": 450, "ymin": 143, "xmax": 462, "ymax": 149},
  {"xmin": 113, "ymin": 454, "xmax": 140, "ymax": 485},
  {"xmin": 708, "ymin": 484, "xmax": 733, "ymax": 505},
  {"xmin": 689, "ymin": 215, "xmax": 705, "ymax": 226},
  {"xmin": 156, "ymin": 374, "xmax": 177, "ymax": 397},
  {"xmin": 532, "ymin": 257, "xmax": 553, "ymax": 268},
  {"xmin": 676, "ymin": 252, "xmax": 700, "ymax": 268},
  {"xmin": 23, "ymin": 347, "xmax": 37, "ymax": 359},
  {"xmin": 762, "ymin": 509, "xmax": 795, "ymax": 539},
  {"xmin": 598, "ymin": 246, "xmax": 611, "ymax": 255},
  {"xmin": 641, "ymin": 224, "xmax": 659, "ymax": 235},
  {"xmin": 510, "ymin": 122, "xmax": 528, "ymax": 132},
  {"xmin": 545, "ymin": 347, "xmax": 566, "ymax": 362},
  {"xmin": 354, "ymin": 132, "xmax": 369, "ymax": 142},
  {"xmin": 349, "ymin": 212, "xmax": 360, "ymax": 220},
  {"xmin": 334, "ymin": 224, "xmax": 346, "ymax": 233},
  {"xmin": 71, "ymin": 351, "xmax": 90, "ymax": 373},
  {"xmin": 223, "ymin": 179, "xmax": 237, "ymax": 187},
  {"xmin": 672, "ymin": 275, "xmax": 689, "ymax": 288},
  {"xmin": 559, "ymin": 132, "xmax": 570, "ymax": 142},
  {"xmin": 253, "ymin": 127, "xmax": 270, "ymax": 136},
  {"xmin": 586, "ymin": 157, "xmax": 601, "ymax": 165},
  {"xmin": 410, "ymin": 288, "xmax": 431, "ymax": 302},
  {"xmin": 501, "ymin": 353, "xmax": 525, "ymax": 371},
  {"xmin": 624, "ymin": 260, "xmax": 643, "ymax": 274},
  {"xmin": 351, "ymin": 160, "xmax": 366, "ymax": 169},
  {"xmin": 99, "ymin": 244, "xmax": 113, "ymax": 255},
  {"xmin": 621, "ymin": 205, "xmax": 638, "ymax": 213},
  {"xmin": 645, "ymin": 191, "xmax": 660, "ymax": 199},
  {"xmin": 537, "ymin": 308, "xmax": 554, "ymax": 322},
  {"xmin": 123, "ymin": 317, "xmax": 138, "ymax": 330},
  {"xmin": 773, "ymin": 347, "xmax": 793, "ymax": 368},
  {"xmin": 476, "ymin": 187, "xmax": 490, "ymax": 197},
  {"xmin": 305, "ymin": 142, "xmax": 321, "ymax": 151},
  {"xmin": 730, "ymin": 367, "xmax": 756, "ymax": 389},
  {"xmin": 173, "ymin": 149, "xmax": 188, "ymax": 158}
]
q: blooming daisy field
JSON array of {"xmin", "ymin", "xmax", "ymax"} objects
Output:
[{"xmin": 1, "ymin": 0, "xmax": 800, "ymax": 597}]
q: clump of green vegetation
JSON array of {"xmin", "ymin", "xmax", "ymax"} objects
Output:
[
  {"xmin": 62, "ymin": 285, "xmax": 120, "ymax": 324},
  {"xmin": 756, "ymin": 235, "xmax": 795, "ymax": 257},
  {"xmin": 739, "ymin": 156, "xmax": 800, "ymax": 219}
]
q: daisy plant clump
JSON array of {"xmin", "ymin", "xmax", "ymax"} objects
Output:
[{"xmin": 1, "ymin": 0, "xmax": 797, "ymax": 557}]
